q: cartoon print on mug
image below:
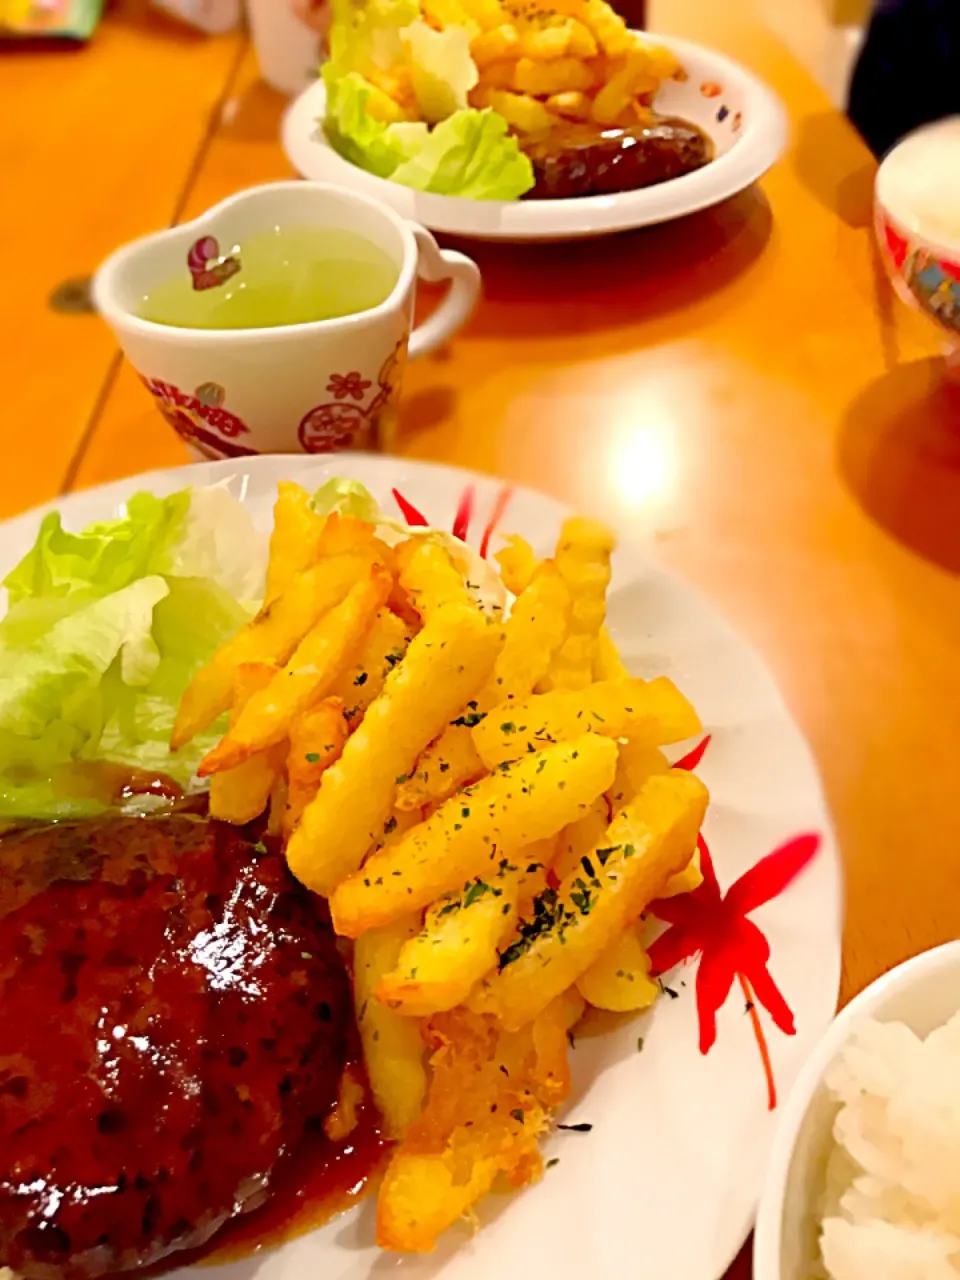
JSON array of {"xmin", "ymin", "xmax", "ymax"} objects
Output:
[
  {"xmin": 187, "ymin": 236, "xmax": 241, "ymax": 293},
  {"xmin": 140, "ymin": 377, "xmax": 258, "ymax": 460},
  {"xmin": 298, "ymin": 337, "xmax": 409, "ymax": 454}
]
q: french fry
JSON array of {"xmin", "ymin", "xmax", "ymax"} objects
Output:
[
  {"xmin": 324, "ymin": 1063, "xmax": 366, "ymax": 1142},
  {"xmin": 577, "ymin": 923, "xmax": 659, "ymax": 1011},
  {"xmin": 329, "ymin": 608, "xmax": 412, "ymax": 721},
  {"xmin": 355, "ymin": 918, "xmax": 428, "ymax": 1140},
  {"xmin": 459, "ymin": 0, "xmax": 507, "ymax": 29},
  {"xmin": 172, "ymin": 552, "xmax": 377, "ymax": 749},
  {"xmin": 545, "ymin": 89, "xmax": 592, "ymax": 119},
  {"xmin": 198, "ymin": 567, "xmax": 392, "ymax": 775},
  {"xmin": 553, "ymin": 793, "xmax": 609, "ymax": 881},
  {"xmin": 396, "ymin": 566, "xmax": 569, "ymax": 811},
  {"xmin": 607, "ymin": 740, "xmax": 670, "ymax": 810},
  {"xmin": 284, "ymin": 698, "xmax": 348, "ymax": 835},
  {"xmin": 471, "ymin": 20, "xmax": 518, "ymax": 63},
  {"xmin": 377, "ymin": 1003, "xmax": 572, "ymax": 1252},
  {"xmin": 377, "ymin": 853, "xmax": 547, "ymax": 1016},
  {"xmin": 472, "ymin": 676, "xmax": 702, "ymax": 769},
  {"xmin": 660, "ymin": 838, "xmax": 704, "ymax": 897},
  {"xmin": 331, "ymin": 735, "xmax": 617, "ymax": 938},
  {"xmin": 549, "ymin": 0, "xmax": 632, "ymax": 55},
  {"xmin": 494, "ymin": 533, "xmax": 539, "ymax": 595},
  {"xmin": 316, "ymin": 511, "xmax": 387, "ymax": 560},
  {"xmin": 264, "ymin": 481, "xmax": 326, "ymax": 604},
  {"xmin": 512, "ymin": 54, "xmax": 598, "ymax": 95},
  {"xmin": 591, "ymin": 49, "xmax": 660, "ymax": 125},
  {"xmin": 208, "ymin": 662, "xmax": 284, "ymax": 825},
  {"xmin": 397, "ymin": 540, "xmax": 469, "ymax": 620},
  {"xmin": 286, "ymin": 603, "xmax": 502, "ymax": 897},
  {"xmin": 516, "ymin": 17, "xmax": 572, "ymax": 58},
  {"xmin": 594, "ymin": 626, "xmax": 629, "ymax": 680},
  {"xmin": 469, "ymin": 769, "xmax": 709, "ymax": 1029},
  {"xmin": 422, "ymin": 0, "xmax": 480, "ymax": 35},
  {"xmin": 566, "ymin": 15, "xmax": 598, "ymax": 56},
  {"xmin": 541, "ymin": 515, "xmax": 615, "ymax": 691},
  {"xmin": 472, "ymin": 85, "xmax": 555, "ymax": 133}
]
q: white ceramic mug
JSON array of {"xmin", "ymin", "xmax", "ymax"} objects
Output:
[{"xmin": 92, "ymin": 182, "xmax": 481, "ymax": 459}]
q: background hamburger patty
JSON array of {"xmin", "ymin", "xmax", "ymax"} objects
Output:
[{"xmin": 0, "ymin": 811, "xmax": 349, "ymax": 1279}]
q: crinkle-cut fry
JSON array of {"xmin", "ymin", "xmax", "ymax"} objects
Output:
[
  {"xmin": 577, "ymin": 923, "xmax": 660, "ymax": 1012},
  {"xmin": 553, "ymin": 793, "xmax": 609, "ymax": 881},
  {"xmin": 607, "ymin": 741, "xmax": 670, "ymax": 811},
  {"xmin": 566, "ymin": 16, "xmax": 598, "ymax": 57},
  {"xmin": 459, "ymin": 0, "xmax": 506, "ymax": 31},
  {"xmin": 542, "ymin": 516, "xmax": 615, "ymax": 691},
  {"xmin": 376, "ymin": 1004, "xmax": 572, "ymax": 1252},
  {"xmin": 632, "ymin": 31, "xmax": 683, "ymax": 79},
  {"xmin": 472, "ymin": 85, "xmax": 555, "ymax": 133},
  {"xmin": 198, "ymin": 567, "xmax": 392, "ymax": 775},
  {"xmin": 512, "ymin": 54, "xmax": 598, "ymax": 95},
  {"xmin": 516, "ymin": 16, "xmax": 572, "ymax": 58},
  {"xmin": 395, "ymin": 567, "xmax": 569, "ymax": 811},
  {"xmin": 397, "ymin": 539, "xmax": 469, "ymax": 621},
  {"xmin": 548, "ymin": 0, "xmax": 631, "ymax": 54},
  {"xmin": 316, "ymin": 511, "xmax": 394, "ymax": 566},
  {"xmin": 594, "ymin": 626, "xmax": 629, "ymax": 680},
  {"xmin": 284, "ymin": 698, "xmax": 348, "ymax": 836},
  {"xmin": 286, "ymin": 603, "xmax": 502, "ymax": 898},
  {"xmin": 469, "ymin": 769, "xmax": 709, "ymax": 1029},
  {"xmin": 330, "ymin": 608, "xmax": 412, "ymax": 723},
  {"xmin": 472, "ymin": 676, "xmax": 702, "ymax": 769},
  {"xmin": 172, "ymin": 552, "xmax": 377, "ymax": 750},
  {"xmin": 591, "ymin": 48, "xmax": 661, "ymax": 125},
  {"xmin": 355, "ymin": 918, "xmax": 428, "ymax": 1141},
  {"xmin": 208, "ymin": 662, "xmax": 283, "ymax": 825},
  {"xmin": 264, "ymin": 481, "xmax": 326, "ymax": 604},
  {"xmin": 661, "ymin": 839, "xmax": 704, "ymax": 897},
  {"xmin": 331, "ymin": 735, "xmax": 617, "ymax": 938},
  {"xmin": 471, "ymin": 22, "xmax": 519, "ymax": 64},
  {"xmin": 376, "ymin": 851, "xmax": 547, "ymax": 1017},
  {"xmin": 546, "ymin": 89, "xmax": 592, "ymax": 119},
  {"xmin": 494, "ymin": 533, "xmax": 539, "ymax": 595}
]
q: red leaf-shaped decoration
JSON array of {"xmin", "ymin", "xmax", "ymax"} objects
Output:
[
  {"xmin": 737, "ymin": 918, "xmax": 796, "ymax": 1036},
  {"xmin": 724, "ymin": 834, "xmax": 820, "ymax": 918},
  {"xmin": 392, "ymin": 488, "xmax": 428, "ymax": 527},
  {"xmin": 696, "ymin": 942, "xmax": 737, "ymax": 1054},
  {"xmin": 452, "ymin": 485, "xmax": 475, "ymax": 542},
  {"xmin": 673, "ymin": 735, "xmax": 712, "ymax": 772},
  {"xmin": 479, "ymin": 486, "xmax": 514, "ymax": 559}
]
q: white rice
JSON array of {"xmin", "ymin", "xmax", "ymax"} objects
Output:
[{"xmin": 820, "ymin": 1013, "xmax": 960, "ymax": 1279}]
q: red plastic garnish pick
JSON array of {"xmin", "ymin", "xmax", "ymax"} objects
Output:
[
  {"xmin": 479, "ymin": 486, "xmax": 514, "ymax": 559},
  {"xmin": 452, "ymin": 485, "xmax": 476, "ymax": 543}
]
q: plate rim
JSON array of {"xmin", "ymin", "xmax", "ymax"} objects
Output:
[
  {"xmin": 0, "ymin": 453, "xmax": 843, "ymax": 1280},
  {"xmin": 281, "ymin": 33, "xmax": 789, "ymax": 241}
]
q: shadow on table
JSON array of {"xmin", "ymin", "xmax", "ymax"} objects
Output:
[
  {"xmin": 444, "ymin": 184, "xmax": 774, "ymax": 340},
  {"xmin": 837, "ymin": 356, "xmax": 960, "ymax": 574},
  {"xmin": 791, "ymin": 110, "xmax": 876, "ymax": 230}
]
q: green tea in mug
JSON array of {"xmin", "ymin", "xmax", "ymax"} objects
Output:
[{"xmin": 138, "ymin": 226, "xmax": 399, "ymax": 329}]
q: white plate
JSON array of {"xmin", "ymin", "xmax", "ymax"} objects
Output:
[
  {"xmin": 0, "ymin": 455, "xmax": 841, "ymax": 1280},
  {"xmin": 282, "ymin": 35, "xmax": 788, "ymax": 241}
]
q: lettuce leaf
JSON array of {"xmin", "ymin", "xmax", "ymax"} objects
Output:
[
  {"xmin": 0, "ymin": 485, "xmax": 264, "ymax": 822},
  {"xmin": 401, "ymin": 19, "xmax": 478, "ymax": 124},
  {"xmin": 390, "ymin": 107, "xmax": 534, "ymax": 199}
]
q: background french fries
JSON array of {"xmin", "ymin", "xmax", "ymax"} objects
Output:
[
  {"xmin": 331, "ymin": 735, "xmax": 618, "ymax": 937},
  {"xmin": 287, "ymin": 602, "xmax": 502, "ymax": 897},
  {"xmin": 180, "ymin": 482, "xmax": 713, "ymax": 1257}
]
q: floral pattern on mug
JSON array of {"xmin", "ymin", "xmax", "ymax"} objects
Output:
[{"xmin": 298, "ymin": 339, "xmax": 408, "ymax": 454}]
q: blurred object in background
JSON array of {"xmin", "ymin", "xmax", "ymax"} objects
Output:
[
  {"xmin": 151, "ymin": 0, "xmax": 240, "ymax": 33},
  {"xmin": 0, "ymin": 0, "xmax": 103, "ymax": 38},
  {"xmin": 248, "ymin": 0, "xmax": 324, "ymax": 96},
  {"xmin": 609, "ymin": 0, "xmax": 645, "ymax": 26},
  {"xmin": 848, "ymin": 0, "xmax": 960, "ymax": 158}
]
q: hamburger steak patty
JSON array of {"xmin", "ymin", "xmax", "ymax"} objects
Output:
[{"xmin": 0, "ymin": 811, "xmax": 349, "ymax": 1279}]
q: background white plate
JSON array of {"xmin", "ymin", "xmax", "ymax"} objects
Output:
[
  {"xmin": 0, "ymin": 455, "xmax": 841, "ymax": 1280},
  {"xmin": 282, "ymin": 35, "xmax": 788, "ymax": 242}
]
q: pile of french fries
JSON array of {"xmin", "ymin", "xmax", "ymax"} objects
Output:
[
  {"xmin": 172, "ymin": 481, "xmax": 709, "ymax": 1253},
  {"xmin": 364, "ymin": 0, "xmax": 685, "ymax": 137}
]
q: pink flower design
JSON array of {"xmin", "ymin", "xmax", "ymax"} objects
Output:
[{"xmin": 327, "ymin": 371, "xmax": 372, "ymax": 402}]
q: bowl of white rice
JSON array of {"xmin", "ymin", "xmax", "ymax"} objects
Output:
[{"xmin": 754, "ymin": 941, "xmax": 960, "ymax": 1280}]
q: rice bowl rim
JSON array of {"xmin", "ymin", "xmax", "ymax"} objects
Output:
[{"xmin": 753, "ymin": 939, "xmax": 960, "ymax": 1280}]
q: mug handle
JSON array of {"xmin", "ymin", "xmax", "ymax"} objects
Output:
[{"xmin": 407, "ymin": 224, "xmax": 481, "ymax": 359}]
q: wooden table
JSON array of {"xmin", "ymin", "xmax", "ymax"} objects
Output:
[{"xmin": 3, "ymin": 1, "xmax": 959, "ymax": 1273}]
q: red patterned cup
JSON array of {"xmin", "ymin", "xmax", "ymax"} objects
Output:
[{"xmin": 93, "ymin": 182, "xmax": 480, "ymax": 459}]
